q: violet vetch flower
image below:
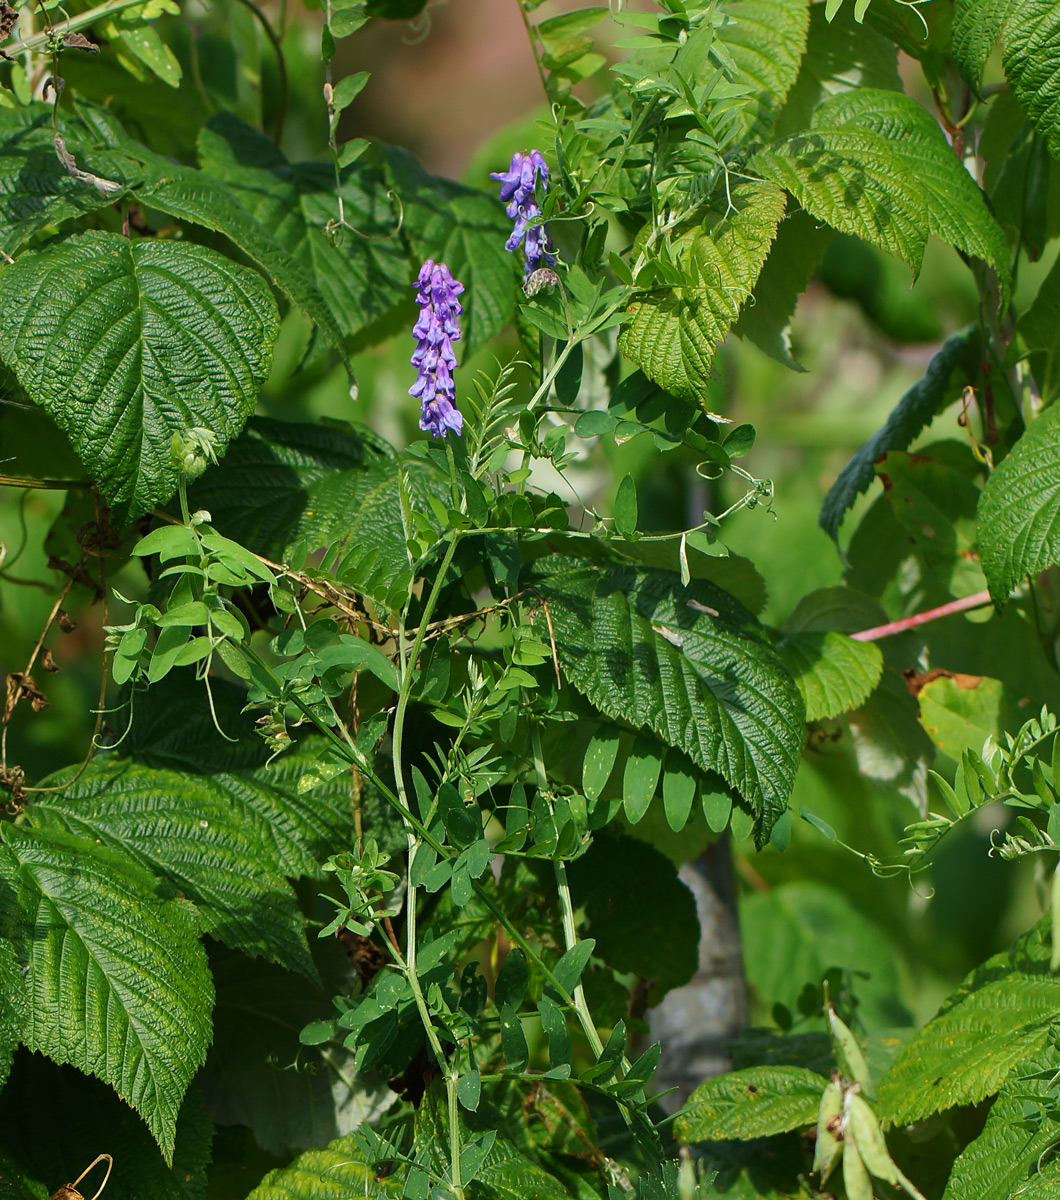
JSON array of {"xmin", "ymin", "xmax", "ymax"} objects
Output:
[
  {"xmin": 491, "ymin": 149, "xmax": 556, "ymax": 277},
  {"xmin": 410, "ymin": 259, "xmax": 465, "ymax": 439}
]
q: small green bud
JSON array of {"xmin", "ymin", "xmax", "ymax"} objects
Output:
[{"xmin": 171, "ymin": 427, "xmax": 220, "ymax": 478}]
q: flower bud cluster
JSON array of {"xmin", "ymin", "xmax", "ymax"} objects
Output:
[
  {"xmin": 491, "ymin": 150, "xmax": 556, "ymax": 278},
  {"xmin": 409, "ymin": 259, "xmax": 465, "ymax": 439}
]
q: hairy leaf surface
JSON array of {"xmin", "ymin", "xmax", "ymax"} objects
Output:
[
  {"xmin": 676, "ymin": 1066, "xmax": 825, "ymax": 1142},
  {"xmin": 0, "ymin": 825, "xmax": 213, "ymax": 1161},
  {"xmin": 0, "ymin": 942, "xmax": 26, "ymax": 1090},
  {"xmin": 978, "ymin": 402, "xmax": 1060, "ymax": 605},
  {"xmin": 530, "ymin": 556, "xmax": 804, "ymax": 840},
  {"xmin": 878, "ymin": 917, "xmax": 1060, "ymax": 1123},
  {"xmin": 619, "ymin": 181, "xmax": 786, "ymax": 403},
  {"xmin": 0, "ymin": 232, "xmax": 277, "ymax": 517},
  {"xmin": 245, "ymin": 1136, "xmax": 401, "ymax": 1200}
]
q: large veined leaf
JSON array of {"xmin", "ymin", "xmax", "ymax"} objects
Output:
[
  {"xmin": 0, "ymin": 107, "xmax": 133, "ymax": 256},
  {"xmin": 675, "ymin": 1066, "xmax": 825, "ymax": 1142},
  {"xmin": 733, "ymin": 205, "xmax": 835, "ymax": 368},
  {"xmin": 953, "ymin": 1, "xmax": 1060, "ymax": 159},
  {"xmin": 0, "ymin": 232, "xmax": 277, "ymax": 517},
  {"xmin": 777, "ymin": 630, "xmax": 882, "ymax": 720},
  {"xmin": 0, "ymin": 824, "xmax": 213, "ymax": 1162},
  {"xmin": 188, "ymin": 417, "xmax": 449, "ymax": 609},
  {"xmin": 878, "ymin": 917, "xmax": 1060, "ymax": 1123},
  {"xmin": 29, "ymin": 758, "xmax": 315, "ymax": 978},
  {"xmin": 530, "ymin": 556, "xmax": 805, "ymax": 840},
  {"xmin": 811, "ymin": 90, "xmax": 1009, "ymax": 284},
  {"xmin": 819, "ymin": 328, "xmax": 981, "ymax": 543},
  {"xmin": 0, "ymin": 942, "xmax": 26, "ymax": 1090},
  {"xmin": 717, "ymin": 0, "xmax": 810, "ymax": 140},
  {"xmin": 121, "ymin": 676, "xmax": 363, "ymax": 879},
  {"xmin": 951, "ymin": 0, "xmax": 1014, "ymax": 88},
  {"xmin": 754, "ymin": 125, "xmax": 928, "ymax": 269},
  {"xmin": 198, "ymin": 115, "xmax": 410, "ymax": 354},
  {"xmin": 619, "ymin": 181, "xmax": 786, "ymax": 404},
  {"xmin": 244, "ymin": 1135, "xmax": 401, "ymax": 1200},
  {"xmin": 978, "ymin": 402, "xmax": 1060, "ymax": 605},
  {"xmin": 383, "ymin": 145, "xmax": 520, "ymax": 355},
  {"xmin": 940, "ymin": 1051, "xmax": 1060, "ymax": 1200}
]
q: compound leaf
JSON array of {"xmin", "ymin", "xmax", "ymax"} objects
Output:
[
  {"xmin": 0, "ymin": 232, "xmax": 277, "ymax": 517},
  {"xmin": 530, "ymin": 556, "xmax": 804, "ymax": 841},
  {"xmin": 676, "ymin": 1066, "xmax": 825, "ymax": 1142},
  {"xmin": 978, "ymin": 402, "xmax": 1060, "ymax": 605},
  {"xmin": 619, "ymin": 181, "xmax": 786, "ymax": 403},
  {"xmin": 0, "ymin": 824, "xmax": 213, "ymax": 1162}
]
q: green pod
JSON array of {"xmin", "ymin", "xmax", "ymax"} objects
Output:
[{"xmin": 813, "ymin": 1077, "xmax": 843, "ymax": 1180}]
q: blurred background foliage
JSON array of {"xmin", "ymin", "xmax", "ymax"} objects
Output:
[{"xmin": 1, "ymin": 0, "xmax": 1053, "ymax": 1153}]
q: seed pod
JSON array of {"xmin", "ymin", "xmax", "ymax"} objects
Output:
[
  {"xmin": 813, "ymin": 1075, "xmax": 843, "ymax": 1180},
  {"xmin": 842, "ymin": 1137, "xmax": 873, "ymax": 1200},
  {"xmin": 846, "ymin": 1093, "xmax": 928, "ymax": 1200},
  {"xmin": 828, "ymin": 1005, "xmax": 875, "ymax": 1097}
]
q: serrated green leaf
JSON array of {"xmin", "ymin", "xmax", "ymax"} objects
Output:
[
  {"xmin": 0, "ymin": 107, "xmax": 133, "ymax": 256},
  {"xmin": 188, "ymin": 418, "xmax": 448, "ymax": 610},
  {"xmin": 940, "ymin": 1051, "xmax": 1060, "ymax": 1200},
  {"xmin": 0, "ymin": 824, "xmax": 213, "ymax": 1162},
  {"xmin": 244, "ymin": 1134, "xmax": 401, "ymax": 1200},
  {"xmin": 675, "ymin": 1065, "xmax": 825, "ymax": 1142},
  {"xmin": 0, "ymin": 232, "xmax": 277, "ymax": 518},
  {"xmin": 29, "ymin": 758, "xmax": 315, "ymax": 978},
  {"xmin": 0, "ymin": 941, "xmax": 26, "ymax": 1089},
  {"xmin": 878, "ymin": 916, "xmax": 1060, "ymax": 1124},
  {"xmin": 733, "ymin": 206, "xmax": 835, "ymax": 368},
  {"xmin": 717, "ymin": 0, "xmax": 810, "ymax": 140},
  {"xmin": 811, "ymin": 90, "xmax": 1009, "ymax": 288},
  {"xmin": 619, "ymin": 181, "xmax": 787, "ymax": 405},
  {"xmin": 531, "ymin": 556, "xmax": 804, "ymax": 839},
  {"xmin": 951, "ymin": 0, "xmax": 1012, "ymax": 90},
  {"xmin": 778, "ymin": 631, "xmax": 883, "ymax": 720},
  {"xmin": 978, "ymin": 403, "xmax": 1060, "ymax": 605},
  {"xmin": 198, "ymin": 115, "xmax": 410, "ymax": 354},
  {"xmin": 383, "ymin": 145, "xmax": 518, "ymax": 354},
  {"xmin": 819, "ymin": 328, "xmax": 980, "ymax": 543},
  {"xmin": 754, "ymin": 123, "xmax": 929, "ymax": 269}
]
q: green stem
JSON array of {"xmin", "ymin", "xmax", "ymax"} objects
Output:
[{"xmin": 5, "ymin": 0, "xmax": 144, "ymax": 55}]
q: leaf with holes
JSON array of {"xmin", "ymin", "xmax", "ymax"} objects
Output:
[
  {"xmin": 676, "ymin": 1066, "xmax": 826, "ymax": 1142},
  {"xmin": 0, "ymin": 232, "xmax": 277, "ymax": 517},
  {"xmin": 530, "ymin": 556, "xmax": 804, "ymax": 841},
  {"xmin": 619, "ymin": 181, "xmax": 786, "ymax": 404},
  {"xmin": 0, "ymin": 824, "xmax": 213, "ymax": 1162},
  {"xmin": 978, "ymin": 402, "xmax": 1060, "ymax": 605}
]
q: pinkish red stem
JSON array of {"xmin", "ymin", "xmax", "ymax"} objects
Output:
[{"xmin": 850, "ymin": 590, "xmax": 993, "ymax": 642}]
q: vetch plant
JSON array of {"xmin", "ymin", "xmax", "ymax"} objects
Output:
[{"xmin": 4, "ymin": 1, "xmax": 1060, "ymax": 1200}]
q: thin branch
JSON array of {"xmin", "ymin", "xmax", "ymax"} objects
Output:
[{"xmin": 850, "ymin": 590, "xmax": 993, "ymax": 642}]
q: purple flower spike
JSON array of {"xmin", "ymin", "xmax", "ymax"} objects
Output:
[
  {"xmin": 491, "ymin": 150, "xmax": 556, "ymax": 278},
  {"xmin": 411, "ymin": 259, "xmax": 465, "ymax": 438}
]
